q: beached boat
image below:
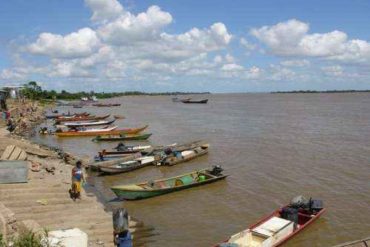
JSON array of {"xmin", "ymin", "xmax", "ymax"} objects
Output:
[
  {"xmin": 63, "ymin": 119, "xmax": 116, "ymax": 128},
  {"xmin": 92, "ymin": 133, "xmax": 152, "ymax": 142},
  {"xmin": 111, "ymin": 166, "xmax": 227, "ymax": 200},
  {"xmin": 100, "ymin": 156, "xmax": 158, "ymax": 174},
  {"xmin": 55, "ymin": 125, "xmax": 148, "ymax": 137},
  {"xmin": 55, "ymin": 114, "xmax": 110, "ymax": 123},
  {"xmin": 159, "ymin": 144, "xmax": 209, "ymax": 166},
  {"xmin": 216, "ymin": 196, "xmax": 326, "ymax": 247},
  {"xmin": 181, "ymin": 99, "xmax": 208, "ymax": 104}
]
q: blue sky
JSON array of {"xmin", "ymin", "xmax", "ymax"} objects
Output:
[{"xmin": 1, "ymin": 0, "xmax": 370, "ymax": 92}]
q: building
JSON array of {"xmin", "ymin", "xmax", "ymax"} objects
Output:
[{"xmin": 2, "ymin": 86, "xmax": 24, "ymax": 99}]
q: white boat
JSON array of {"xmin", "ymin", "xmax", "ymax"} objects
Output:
[{"xmin": 63, "ymin": 119, "xmax": 115, "ymax": 127}]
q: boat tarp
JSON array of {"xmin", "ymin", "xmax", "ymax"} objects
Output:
[{"xmin": 0, "ymin": 161, "xmax": 28, "ymax": 184}]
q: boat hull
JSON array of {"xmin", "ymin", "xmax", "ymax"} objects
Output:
[
  {"xmin": 56, "ymin": 125, "xmax": 148, "ymax": 137},
  {"xmin": 111, "ymin": 169, "xmax": 227, "ymax": 200}
]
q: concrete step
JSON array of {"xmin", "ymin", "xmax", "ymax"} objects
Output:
[
  {"xmin": 12, "ymin": 202, "xmax": 105, "ymax": 215},
  {"xmin": 3, "ymin": 197, "xmax": 97, "ymax": 208}
]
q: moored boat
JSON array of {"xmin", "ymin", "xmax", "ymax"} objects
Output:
[
  {"xmin": 55, "ymin": 125, "xmax": 148, "ymax": 137},
  {"xmin": 159, "ymin": 144, "xmax": 209, "ymax": 166},
  {"xmin": 100, "ymin": 156, "xmax": 158, "ymax": 174},
  {"xmin": 55, "ymin": 114, "xmax": 110, "ymax": 123},
  {"xmin": 63, "ymin": 119, "xmax": 116, "ymax": 128},
  {"xmin": 92, "ymin": 133, "xmax": 152, "ymax": 142},
  {"xmin": 45, "ymin": 112, "xmax": 89, "ymax": 119},
  {"xmin": 216, "ymin": 196, "xmax": 326, "ymax": 247},
  {"xmin": 111, "ymin": 166, "xmax": 227, "ymax": 200},
  {"xmin": 181, "ymin": 99, "xmax": 208, "ymax": 104}
]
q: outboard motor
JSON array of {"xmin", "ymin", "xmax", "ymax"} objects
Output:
[
  {"xmin": 209, "ymin": 165, "xmax": 223, "ymax": 176},
  {"xmin": 113, "ymin": 208, "xmax": 132, "ymax": 247},
  {"xmin": 115, "ymin": 142, "xmax": 126, "ymax": 151},
  {"xmin": 309, "ymin": 198, "xmax": 324, "ymax": 213}
]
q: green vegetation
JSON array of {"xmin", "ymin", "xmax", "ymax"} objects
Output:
[
  {"xmin": 0, "ymin": 230, "xmax": 59, "ymax": 247},
  {"xmin": 20, "ymin": 81, "xmax": 210, "ymax": 101}
]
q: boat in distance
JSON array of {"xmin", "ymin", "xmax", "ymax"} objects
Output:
[
  {"xmin": 92, "ymin": 103, "xmax": 121, "ymax": 107},
  {"xmin": 216, "ymin": 196, "xmax": 326, "ymax": 247},
  {"xmin": 92, "ymin": 133, "xmax": 152, "ymax": 142},
  {"xmin": 55, "ymin": 125, "xmax": 148, "ymax": 137},
  {"xmin": 181, "ymin": 99, "xmax": 208, "ymax": 104},
  {"xmin": 111, "ymin": 165, "xmax": 227, "ymax": 200},
  {"xmin": 63, "ymin": 119, "xmax": 116, "ymax": 127}
]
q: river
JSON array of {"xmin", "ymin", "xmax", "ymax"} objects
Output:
[{"xmin": 32, "ymin": 93, "xmax": 370, "ymax": 247}]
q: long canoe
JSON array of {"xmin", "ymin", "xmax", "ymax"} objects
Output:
[
  {"xmin": 63, "ymin": 119, "xmax": 116, "ymax": 127},
  {"xmin": 159, "ymin": 144, "xmax": 209, "ymax": 166},
  {"xmin": 55, "ymin": 114, "xmax": 110, "ymax": 123},
  {"xmin": 216, "ymin": 197, "xmax": 326, "ymax": 247},
  {"xmin": 55, "ymin": 125, "xmax": 148, "ymax": 137},
  {"xmin": 92, "ymin": 133, "xmax": 152, "ymax": 142},
  {"xmin": 111, "ymin": 166, "xmax": 227, "ymax": 200},
  {"xmin": 100, "ymin": 156, "xmax": 158, "ymax": 174},
  {"xmin": 92, "ymin": 103, "xmax": 121, "ymax": 107}
]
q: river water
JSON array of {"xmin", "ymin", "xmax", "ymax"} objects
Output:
[{"xmin": 32, "ymin": 93, "xmax": 370, "ymax": 247}]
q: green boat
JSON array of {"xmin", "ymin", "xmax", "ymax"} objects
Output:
[
  {"xmin": 111, "ymin": 166, "xmax": 227, "ymax": 200},
  {"xmin": 92, "ymin": 133, "xmax": 152, "ymax": 142}
]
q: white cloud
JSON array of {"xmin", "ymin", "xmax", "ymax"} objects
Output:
[
  {"xmin": 85, "ymin": 0, "xmax": 123, "ymax": 22},
  {"xmin": 28, "ymin": 28, "xmax": 100, "ymax": 58},
  {"xmin": 98, "ymin": 5, "xmax": 172, "ymax": 44},
  {"xmin": 322, "ymin": 65, "xmax": 344, "ymax": 77},
  {"xmin": 221, "ymin": 63, "xmax": 244, "ymax": 71},
  {"xmin": 240, "ymin": 38, "xmax": 256, "ymax": 54},
  {"xmin": 251, "ymin": 19, "xmax": 370, "ymax": 63},
  {"xmin": 281, "ymin": 59, "xmax": 310, "ymax": 67}
]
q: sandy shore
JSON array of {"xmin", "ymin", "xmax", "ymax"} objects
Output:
[{"xmin": 0, "ymin": 100, "xmax": 141, "ymax": 246}]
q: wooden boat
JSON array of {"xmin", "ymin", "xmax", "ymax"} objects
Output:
[
  {"xmin": 113, "ymin": 115, "xmax": 125, "ymax": 119},
  {"xmin": 63, "ymin": 119, "xmax": 116, "ymax": 128},
  {"xmin": 45, "ymin": 112, "xmax": 89, "ymax": 119},
  {"xmin": 55, "ymin": 114, "xmax": 110, "ymax": 123},
  {"xmin": 100, "ymin": 156, "xmax": 158, "ymax": 174},
  {"xmin": 159, "ymin": 144, "xmax": 209, "ymax": 166},
  {"xmin": 111, "ymin": 166, "xmax": 227, "ymax": 200},
  {"xmin": 216, "ymin": 196, "xmax": 326, "ymax": 247},
  {"xmin": 92, "ymin": 133, "xmax": 152, "ymax": 142},
  {"xmin": 88, "ymin": 153, "xmax": 142, "ymax": 171},
  {"xmin": 181, "ymin": 99, "xmax": 208, "ymax": 104},
  {"xmin": 92, "ymin": 103, "xmax": 121, "ymax": 107},
  {"xmin": 55, "ymin": 125, "xmax": 148, "ymax": 137},
  {"xmin": 94, "ymin": 145, "xmax": 152, "ymax": 161}
]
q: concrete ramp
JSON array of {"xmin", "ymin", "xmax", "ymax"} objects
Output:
[{"xmin": 0, "ymin": 161, "xmax": 28, "ymax": 184}]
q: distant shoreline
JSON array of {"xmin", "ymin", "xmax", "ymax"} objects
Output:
[{"xmin": 271, "ymin": 90, "xmax": 370, "ymax": 94}]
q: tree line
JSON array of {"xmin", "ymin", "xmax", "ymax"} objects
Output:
[{"xmin": 20, "ymin": 81, "xmax": 210, "ymax": 100}]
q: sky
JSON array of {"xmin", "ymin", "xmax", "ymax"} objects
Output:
[{"xmin": 0, "ymin": 0, "xmax": 370, "ymax": 93}]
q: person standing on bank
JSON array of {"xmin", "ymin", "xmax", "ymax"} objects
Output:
[{"xmin": 70, "ymin": 161, "xmax": 85, "ymax": 201}]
